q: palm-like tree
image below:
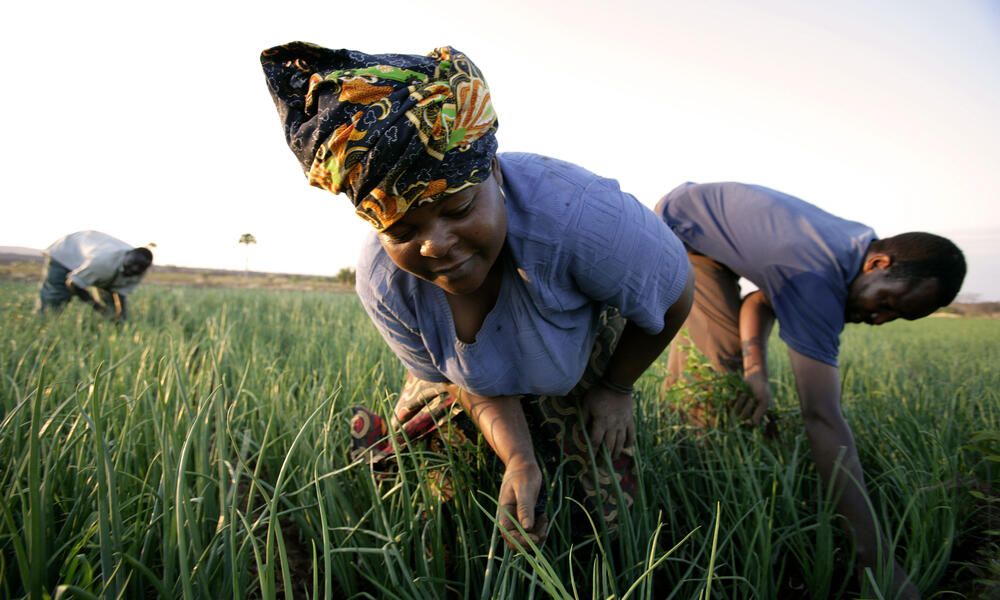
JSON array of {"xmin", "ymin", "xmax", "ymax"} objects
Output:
[{"xmin": 238, "ymin": 233, "xmax": 257, "ymax": 277}]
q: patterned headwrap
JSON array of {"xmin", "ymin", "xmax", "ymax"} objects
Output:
[{"xmin": 260, "ymin": 42, "xmax": 499, "ymax": 231}]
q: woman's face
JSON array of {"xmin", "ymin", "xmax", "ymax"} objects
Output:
[{"xmin": 377, "ymin": 160, "xmax": 507, "ymax": 296}]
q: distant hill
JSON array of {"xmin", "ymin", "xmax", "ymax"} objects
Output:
[{"xmin": 0, "ymin": 246, "xmax": 43, "ymax": 262}]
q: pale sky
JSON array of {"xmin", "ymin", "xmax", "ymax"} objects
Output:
[{"xmin": 3, "ymin": 0, "xmax": 999, "ymax": 299}]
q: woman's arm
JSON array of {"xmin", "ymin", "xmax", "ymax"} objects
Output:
[
  {"xmin": 583, "ymin": 266, "xmax": 695, "ymax": 457},
  {"xmin": 455, "ymin": 388, "xmax": 547, "ymax": 547}
]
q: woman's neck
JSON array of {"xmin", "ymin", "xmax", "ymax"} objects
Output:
[{"xmin": 445, "ymin": 254, "xmax": 505, "ymax": 343}]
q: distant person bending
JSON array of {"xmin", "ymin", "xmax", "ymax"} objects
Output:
[
  {"xmin": 655, "ymin": 182, "xmax": 966, "ymax": 599},
  {"xmin": 38, "ymin": 230, "xmax": 153, "ymax": 320},
  {"xmin": 262, "ymin": 42, "xmax": 694, "ymax": 547}
]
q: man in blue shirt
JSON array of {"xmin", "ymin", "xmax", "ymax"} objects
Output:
[{"xmin": 656, "ymin": 181, "xmax": 965, "ymax": 599}]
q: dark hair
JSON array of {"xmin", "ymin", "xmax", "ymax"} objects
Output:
[
  {"xmin": 869, "ymin": 232, "xmax": 965, "ymax": 306},
  {"xmin": 132, "ymin": 247, "xmax": 154, "ymax": 264}
]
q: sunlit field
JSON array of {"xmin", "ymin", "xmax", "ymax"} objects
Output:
[{"xmin": 1, "ymin": 280, "xmax": 997, "ymax": 599}]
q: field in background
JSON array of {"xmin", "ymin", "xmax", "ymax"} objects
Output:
[
  {"xmin": 0, "ymin": 258, "xmax": 355, "ymax": 294},
  {"xmin": 1, "ymin": 281, "xmax": 997, "ymax": 599},
  {"xmin": 3, "ymin": 255, "xmax": 995, "ymax": 316}
]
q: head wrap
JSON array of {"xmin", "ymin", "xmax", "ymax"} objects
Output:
[{"xmin": 261, "ymin": 42, "xmax": 499, "ymax": 231}]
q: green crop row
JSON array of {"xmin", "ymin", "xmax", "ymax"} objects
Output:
[{"xmin": 1, "ymin": 281, "xmax": 997, "ymax": 599}]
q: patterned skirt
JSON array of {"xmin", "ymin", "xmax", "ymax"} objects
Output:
[{"xmin": 349, "ymin": 308, "xmax": 637, "ymax": 535}]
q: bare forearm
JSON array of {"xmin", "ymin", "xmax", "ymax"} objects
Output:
[
  {"xmin": 455, "ymin": 387, "xmax": 545, "ymax": 543},
  {"xmin": 791, "ymin": 350, "xmax": 889, "ymax": 567},
  {"xmin": 802, "ymin": 411, "xmax": 884, "ymax": 565},
  {"xmin": 736, "ymin": 291, "xmax": 775, "ymax": 423},
  {"xmin": 603, "ymin": 266, "xmax": 694, "ymax": 387},
  {"xmin": 739, "ymin": 291, "xmax": 774, "ymax": 377},
  {"xmin": 456, "ymin": 390, "xmax": 536, "ymax": 467},
  {"xmin": 66, "ymin": 280, "xmax": 100, "ymax": 308},
  {"xmin": 114, "ymin": 294, "xmax": 127, "ymax": 319},
  {"xmin": 581, "ymin": 269, "xmax": 693, "ymax": 459}
]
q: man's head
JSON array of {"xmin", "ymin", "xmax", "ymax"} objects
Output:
[
  {"xmin": 845, "ymin": 232, "xmax": 965, "ymax": 325},
  {"xmin": 123, "ymin": 247, "xmax": 153, "ymax": 277}
]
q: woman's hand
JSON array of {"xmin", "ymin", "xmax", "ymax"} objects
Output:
[
  {"xmin": 587, "ymin": 266, "xmax": 691, "ymax": 457},
  {"xmin": 452, "ymin": 390, "xmax": 547, "ymax": 549},
  {"xmin": 497, "ymin": 455, "xmax": 547, "ymax": 548},
  {"xmin": 581, "ymin": 385, "xmax": 635, "ymax": 459}
]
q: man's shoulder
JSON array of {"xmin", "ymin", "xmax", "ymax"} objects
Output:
[
  {"xmin": 666, "ymin": 181, "xmax": 793, "ymax": 208},
  {"xmin": 66, "ymin": 230, "xmax": 130, "ymax": 247}
]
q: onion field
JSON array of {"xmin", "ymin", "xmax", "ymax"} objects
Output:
[{"xmin": 1, "ymin": 280, "xmax": 997, "ymax": 599}]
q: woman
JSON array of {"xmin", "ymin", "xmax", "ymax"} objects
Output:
[{"xmin": 261, "ymin": 42, "xmax": 694, "ymax": 546}]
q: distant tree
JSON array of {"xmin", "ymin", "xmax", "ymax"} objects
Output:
[
  {"xmin": 336, "ymin": 267, "xmax": 356, "ymax": 286},
  {"xmin": 147, "ymin": 242, "xmax": 157, "ymax": 248},
  {"xmin": 239, "ymin": 233, "xmax": 257, "ymax": 277}
]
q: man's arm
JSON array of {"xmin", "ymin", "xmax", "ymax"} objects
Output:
[
  {"xmin": 454, "ymin": 388, "xmax": 546, "ymax": 548},
  {"xmin": 112, "ymin": 293, "xmax": 127, "ymax": 320},
  {"xmin": 66, "ymin": 280, "xmax": 108, "ymax": 314},
  {"xmin": 789, "ymin": 349, "xmax": 919, "ymax": 598},
  {"xmin": 584, "ymin": 266, "xmax": 695, "ymax": 457},
  {"xmin": 737, "ymin": 290, "xmax": 775, "ymax": 424}
]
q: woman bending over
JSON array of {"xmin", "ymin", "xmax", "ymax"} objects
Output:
[{"xmin": 261, "ymin": 42, "xmax": 693, "ymax": 546}]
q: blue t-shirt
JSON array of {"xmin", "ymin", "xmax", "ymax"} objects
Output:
[
  {"xmin": 656, "ymin": 182, "xmax": 876, "ymax": 366},
  {"xmin": 357, "ymin": 152, "xmax": 690, "ymax": 396}
]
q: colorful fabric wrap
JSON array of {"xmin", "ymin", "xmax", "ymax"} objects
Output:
[{"xmin": 260, "ymin": 41, "xmax": 499, "ymax": 231}]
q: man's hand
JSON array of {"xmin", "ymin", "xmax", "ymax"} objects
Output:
[
  {"xmin": 735, "ymin": 368, "xmax": 771, "ymax": 425},
  {"xmin": 581, "ymin": 385, "xmax": 635, "ymax": 459},
  {"xmin": 859, "ymin": 559, "xmax": 920, "ymax": 600},
  {"xmin": 67, "ymin": 280, "xmax": 101, "ymax": 310},
  {"xmin": 790, "ymin": 349, "xmax": 921, "ymax": 600},
  {"xmin": 890, "ymin": 560, "xmax": 921, "ymax": 600},
  {"xmin": 497, "ymin": 456, "xmax": 547, "ymax": 549},
  {"xmin": 886, "ymin": 560, "xmax": 921, "ymax": 600}
]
